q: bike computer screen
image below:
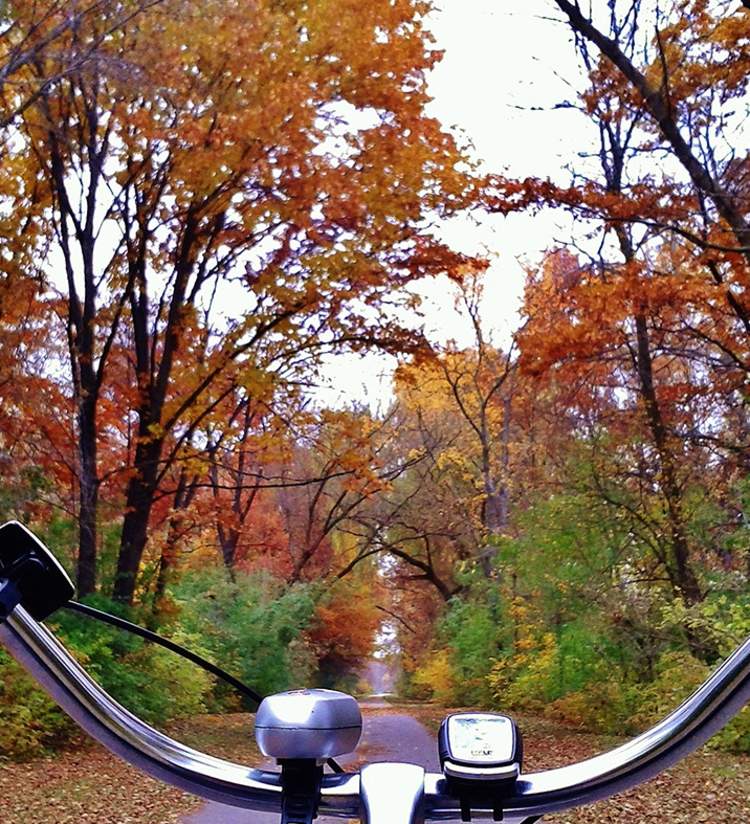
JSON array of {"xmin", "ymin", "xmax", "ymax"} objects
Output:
[{"xmin": 446, "ymin": 714, "xmax": 516, "ymax": 764}]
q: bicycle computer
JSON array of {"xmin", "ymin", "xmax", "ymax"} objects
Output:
[{"xmin": 438, "ymin": 712, "xmax": 523, "ymax": 786}]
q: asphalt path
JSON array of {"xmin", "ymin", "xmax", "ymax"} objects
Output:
[{"xmin": 181, "ymin": 699, "xmax": 440, "ymax": 824}]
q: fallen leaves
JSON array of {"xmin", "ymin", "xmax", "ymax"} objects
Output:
[{"xmin": 0, "ymin": 746, "xmax": 197, "ymax": 824}]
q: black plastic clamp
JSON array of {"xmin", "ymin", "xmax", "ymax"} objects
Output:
[{"xmin": 278, "ymin": 760, "xmax": 323, "ymax": 824}]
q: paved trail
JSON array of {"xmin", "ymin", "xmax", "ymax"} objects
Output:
[{"xmin": 181, "ymin": 699, "xmax": 439, "ymax": 824}]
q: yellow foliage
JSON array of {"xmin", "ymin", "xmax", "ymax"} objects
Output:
[
  {"xmin": 488, "ymin": 632, "xmax": 558, "ymax": 713},
  {"xmin": 546, "ymin": 679, "xmax": 638, "ymax": 734},
  {"xmin": 412, "ymin": 648, "xmax": 456, "ymax": 705}
]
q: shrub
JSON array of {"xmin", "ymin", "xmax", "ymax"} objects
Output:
[
  {"xmin": 545, "ymin": 679, "xmax": 640, "ymax": 735},
  {"xmin": 712, "ymin": 706, "xmax": 750, "ymax": 753},
  {"xmin": 0, "ymin": 650, "xmax": 74, "ymax": 759},
  {"xmin": 173, "ymin": 568, "xmax": 317, "ymax": 699},
  {"xmin": 488, "ymin": 631, "xmax": 558, "ymax": 713},
  {"xmin": 437, "ymin": 596, "xmax": 502, "ymax": 705},
  {"xmin": 308, "ymin": 580, "xmax": 380, "ymax": 690},
  {"xmin": 633, "ymin": 650, "xmax": 750, "ymax": 753},
  {"xmin": 487, "ymin": 613, "xmax": 638, "ymax": 732},
  {"xmin": 412, "ymin": 648, "xmax": 456, "ymax": 704},
  {"xmin": 49, "ymin": 594, "xmax": 212, "ymax": 724},
  {"xmin": 1, "ymin": 569, "xmax": 316, "ymax": 759}
]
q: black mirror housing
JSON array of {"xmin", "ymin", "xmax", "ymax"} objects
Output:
[{"xmin": 0, "ymin": 521, "xmax": 75, "ymax": 621}]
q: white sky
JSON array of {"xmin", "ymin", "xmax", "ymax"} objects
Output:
[{"xmin": 314, "ymin": 1, "xmax": 597, "ymax": 408}]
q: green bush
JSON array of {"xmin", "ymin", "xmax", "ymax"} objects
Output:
[
  {"xmin": 634, "ymin": 650, "xmax": 750, "ymax": 753},
  {"xmin": 555, "ymin": 622, "xmax": 620, "ymax": 695},
  {"xmin": 49, "ymin": 594, "xmax": 212, "ymax": 724},
  {"xmin": 488, "ymin": 631, "xmax": 559, "ymax": 712},
  {"xmin": 436, "ymin": 596, "xmax": 503, "ymax": 705},
  {"xmin": 532, "ymin": 648, "xmax": 750, "ymax": 748},
  {"xmin": 0, "ymin": 569, "xmax": 317, "ymax": 760},
  {"xmin": 173, "ymin": 568, "xmax": 317, "ymax": 700},
  {"xmin": 0, "ymin": 650, "xmax": 74, "ymax": 759},
  {"xmin": 545, "ymin": 679, "xmax": 641, "ymax": 735},
  {"xmin": 1, "ymin": 588, "xmax": 216, "ymax": 760}
]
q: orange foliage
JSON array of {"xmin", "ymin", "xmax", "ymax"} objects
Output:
[{"xmin": 308, "ymin": 582, "xmax": 381, "ymax": 670}]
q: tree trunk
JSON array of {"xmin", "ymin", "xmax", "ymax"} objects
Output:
[
  {"xmin": 113, "ymin": 436, "xmax": 163, "ymax": 604},
  {"xmin": 634, "ymin": 313, "xmax": 702, "ymax": 607},
  {"xmin": 76, "ymin": 388, "xmax": 98, "ymax": 596},
  {"xmin": 152, "ymin": 470, "xmax": 196, "ymax": 621},
  {"xmin": 76, "ymin": 404, "xmax": 99, "ymax": 598},
  {"xmin": 612, "ymin": 222, "xmax": 701, "ymax": 606},
  {"xmin": 219, "ymin": 529, "xmax": 239, "ymax": 571},
  {"xmin": 479, "ymin": 395, "xmax": 511, "ymax": 576}
]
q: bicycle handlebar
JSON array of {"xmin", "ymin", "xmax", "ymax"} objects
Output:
[{"xmin": 4, "ymin": 604, "xmax": 750, "ymax": 822}]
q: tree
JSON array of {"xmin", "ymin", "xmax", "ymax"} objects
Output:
[
  {"xmin": 520, "ymin": 250, "xmax": 709, "ymax": 609},
  {"xmin": 430, "ymin": 273, "xmax": 515, "ymax": 572},
  {"xmin": 337, "ymin": 324, "xmax": 514, "ymax": 601},
  {"xmin": 205, "ymin": 392, "xmax": 289, "ymax": 573},
  {"xmin": 484, "ymin": 2, "xmax": 750, "ymax": 617},
  {"xmin": 9, "ymin": 0, "xmax": 483, "ymax": 602},
  {"xmin": 333, "ymin": 398, "xmax": 460, "ymax": 598},
  {"xmin": 542, "ymin": 1, "xmax": 750, "ymax": 357},
  {"xmin": 376, "ymin": 273, "xmax": 517, "ymax": 581}
]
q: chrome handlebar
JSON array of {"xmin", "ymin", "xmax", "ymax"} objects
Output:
[{"xmin": 3, "ymin": 604, "xmax": 750, "ymax": 823}]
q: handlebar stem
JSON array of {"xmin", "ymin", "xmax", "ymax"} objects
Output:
[{"xmin": 360, "ymin": 764, "xmax": 425, "ymax": 824}]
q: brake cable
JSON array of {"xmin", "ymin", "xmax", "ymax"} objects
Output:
[
  {"xmin": 61, "ymin": 600, "xmax": 345, "ymax": 774},
  {"xmin": 63, "ymin": 601, "xmax": 264, "ymax": 705}
]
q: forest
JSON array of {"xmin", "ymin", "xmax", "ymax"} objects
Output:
[{"xmin": 0, "ymin": 0, "xmax": 749, "ymax": 774}]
